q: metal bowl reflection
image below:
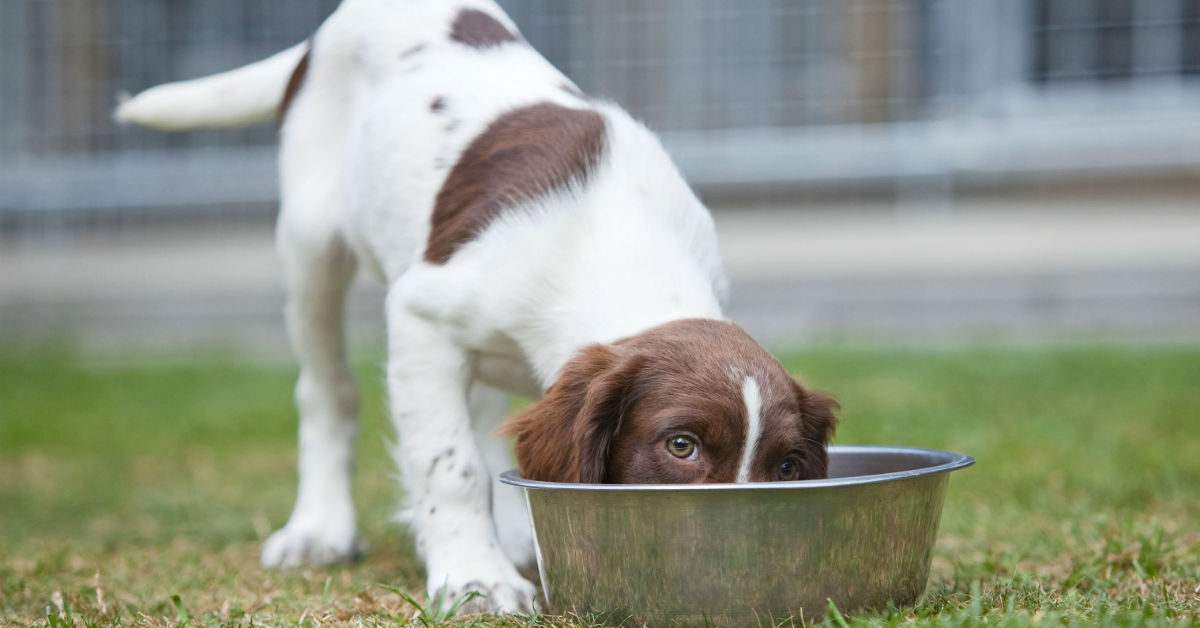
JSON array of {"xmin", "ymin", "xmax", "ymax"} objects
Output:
[{"xmin": 500, "ymin": 445, "xmax": 974, "ymax": 627}]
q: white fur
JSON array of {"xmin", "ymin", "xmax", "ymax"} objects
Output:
[
  {"xmin": 735, "ymin": 377, "xmax": 764, "ymax": 483},
  {"xmin": 116, "ymin": 0, "xmax": 728, "ymax": 614}
]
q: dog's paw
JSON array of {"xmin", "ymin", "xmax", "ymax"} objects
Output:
[
  {"xmin": 260, "ymin": 520, "xmax": 364, "ymax": 568},
  {"xmin": 451, "ymin": 578, "xmax": 539, "ymax": 615},
  {"xmin": 431, "ymin": 571, "xmax": 538, "ymax": 616}
]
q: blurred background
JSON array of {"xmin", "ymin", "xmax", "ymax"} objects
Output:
[{"xmin": 3, "ymin": 0, "xmax": 1199, "ymax": 352}]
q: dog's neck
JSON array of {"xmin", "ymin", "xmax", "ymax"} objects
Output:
[
  {"xmin": 525, "ymin": 236, "xmax": 725, "ymax": 389},
  {"xmin": 512, "ymin": 108, "xmax": 728, "ymax": 389}
]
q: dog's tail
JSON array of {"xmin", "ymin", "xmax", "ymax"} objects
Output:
[{"xmin": 114, "ymin": 42, "xmax": 308, "ymax": 131}]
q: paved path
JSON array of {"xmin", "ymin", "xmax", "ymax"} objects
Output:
[
  {"xmin": 711, "ymin": 199, "xmax": 1200, "ymax": 346},
  {"xmin": 3, "ymin": 198, "xmax": 1199, "ymax": 353}
]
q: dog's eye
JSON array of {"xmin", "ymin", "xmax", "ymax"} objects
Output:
[
  {"xmin": 666, "ymin": 435, "xmax": 697, "ymax": 459},
  {"xmin": 778, "ymin": 456, "xmax": 802, "ymax": 481}
]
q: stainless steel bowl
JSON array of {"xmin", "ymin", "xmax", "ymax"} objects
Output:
[{"xmin": 500, "ymin": 445, "xmax": 974, "ymax": 627}]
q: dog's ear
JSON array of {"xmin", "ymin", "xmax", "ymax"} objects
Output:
[
  {"xmin": 791, "ymin": 377, "xmax": 839, "ymax": 479},
  {"xmin": 500, "ymin": 344, "xmax": 643, "ymax": 483}
]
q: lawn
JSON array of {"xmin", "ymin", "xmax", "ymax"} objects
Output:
[{"xmin": 2, "ymin": 343, "xmax": 1198, "ymax": 627}]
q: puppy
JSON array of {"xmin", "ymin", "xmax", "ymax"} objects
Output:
[{"xmin": 116, "ymin": 0, "xmax": 837, "ymax": 614}]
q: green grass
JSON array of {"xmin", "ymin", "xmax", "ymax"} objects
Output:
[{"xmin": 2, "ymin": 344, "xmax": 1199, "ymax": 627}]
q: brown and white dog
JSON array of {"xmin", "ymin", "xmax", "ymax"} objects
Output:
[{"xmin": 116, "ymin": 0, "xmax": 837, "ymax": 614}]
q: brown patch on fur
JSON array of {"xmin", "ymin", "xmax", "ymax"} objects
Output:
[
  {"xmin": 430, "ymin": 96, "xmax": 446, "ymax": 113},
  {"xmin": 424, "ymin": 102, "xmax": 607, "ymax": 264},
  {"xmin": 277, "ymin": 42, "xmax": 311, "ymax": 127},
  {"xmin": 449, "ymin": 9, "xmax": 519, "ymax": 49},
  {"xmin": 502, "ymin": 319, "xmax": 838, "ymax": 484},
  {"xmin": 500, "ymin": 344, "xmax": 636, "ymax": 483}
]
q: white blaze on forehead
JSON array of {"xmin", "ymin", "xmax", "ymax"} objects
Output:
[{"xmin": 735, "ymin": 376, "xmax": 763, "ymax": 483}]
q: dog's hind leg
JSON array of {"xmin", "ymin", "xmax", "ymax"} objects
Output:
[
  {"xmin": 258, "ymin": 27, "xmax": 367, "ymax": 567},
  {"xmin": 467, "ymin": 381, "xmax": 536, "ymax": 569},
  {"xmin": 384, "ymin": 299, "xmax": 537, "ymax": 614},
  {"xmin": 261, "ymin": 229, "xmax": 363, "ymax": 567}
]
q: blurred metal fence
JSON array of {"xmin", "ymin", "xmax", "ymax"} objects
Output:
[{"xmin": 2, "ymin": 0, "xmax": 1199, "ymax": 224}]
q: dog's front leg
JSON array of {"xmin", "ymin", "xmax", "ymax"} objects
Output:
[
  {"xmin": 468, "ymin": 381, "xmax": 536, "ymax": 568},
  {"xmin": 385, "ymin": 295, "xmax": 537, "ymax": 615}
]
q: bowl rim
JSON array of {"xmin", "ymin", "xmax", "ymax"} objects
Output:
[{"xmin": 499, "ymin": 444, "xmax": 974, "ymax": 491}]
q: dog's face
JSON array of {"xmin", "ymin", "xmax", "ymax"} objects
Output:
[{"xmin": 502, "ymin": 319, "xmax": 838, "ymax": 484}]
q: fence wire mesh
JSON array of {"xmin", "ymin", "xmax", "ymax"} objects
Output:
[{"xmin": 2, "ymin": 0, "xmax": 1199, "ymax": 225}]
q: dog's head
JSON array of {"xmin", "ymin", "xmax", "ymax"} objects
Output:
[{"xmin": 501, "ymin": 319, "xmax": 838, "ymax": 484}]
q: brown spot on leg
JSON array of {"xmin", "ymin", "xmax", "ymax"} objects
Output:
[
  {"xmin": 277, "ymin": 41, "xmax": 312, "ymax": 127},
  {"xmin": 425, "ymin": 102, "xmax": 607, "ymax": 264},
  {"xmin": 399, "ymin": 43, "xmax": 427, "ymax": 59},
  {"xmin": 449, "ymin": 9, "xmax": 520, "ymax": 49}
]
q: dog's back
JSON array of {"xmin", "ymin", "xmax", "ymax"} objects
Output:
[
  {"xmin": 304, "ymin": 0, "xmax": 594, "ymax": 281},
  {"xmin": 116, "ymin": 0, "xmax": 723, "ymax": 301}
]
